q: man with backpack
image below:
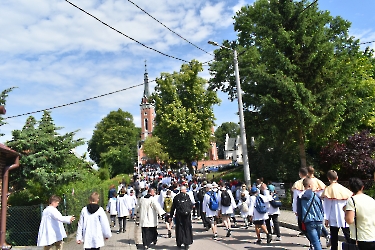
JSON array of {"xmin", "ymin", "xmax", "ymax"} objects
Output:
[
  {"xmin": 197, "ymin": 182, "xmax": 210, "ymax": 230},
  {"xmin": 202, "ymin": 182, "xmax": 220, "ymax": 239},
  {"xmin": 219, "ymin": 184, "xmax": 236, "ymax": 237},
  {"xmin": 265, "ymin": 184, "xmax": 282, "ymax": 241},
  {"xmin": 170, "ymin": 186, "xmax": 194, "ymax": 250},
  {"xmin": 163, "ymin": 190, "xmax": 174, "ymax": 238},
  {"xmin": 249, "ymin": 186, "xmax": 273, "ymax": 244}
]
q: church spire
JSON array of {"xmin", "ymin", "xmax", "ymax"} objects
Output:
[{"xmin": 143, "ymin": 60, "xmax": 150, "ymax": 98}]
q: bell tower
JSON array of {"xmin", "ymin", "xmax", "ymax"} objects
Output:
[
  {"xmin": 140, "ymin": 60, "xmax": 155, "ymax": 140},
  {"xmin": 139, "ymin": 61, "xmax": 155, "ymax": 165}
]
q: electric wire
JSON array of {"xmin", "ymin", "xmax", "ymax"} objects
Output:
[
  {"xmin": 2, "ymin": 81, "xmax": 154, "ymax": 120},
  {"xmin": 300, "ymin": 0, "xmax": 318, "ymax": 13},
  {"xmin": 359, "ymin": 40, "xmax": 375, "ymax": 45},
  {"xmin": 65, "ymin": 0, "xmax": 189, "ymax": 63},
  {"xmin": 127, "ymin": 0, "xmax": 213, "ymax": 56}
]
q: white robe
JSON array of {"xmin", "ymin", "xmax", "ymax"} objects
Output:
[
  {"xmin": 76, "ymin": 206, "xmax": 112, "ymax": 249},
  {"xmin": 37, "ymin": 206, "xmax": 72, "ymax": 246},
  {"xmin": 138, "ymin": 196, "xmax": 165, "ymax": 227},
  {"xmin": 117, "ymin": 195, "xmax": 131, "ymax": 217}
]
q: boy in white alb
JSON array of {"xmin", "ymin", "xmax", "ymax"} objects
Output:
[
  {"xmin": 116, "ymin": 188, "xmax": 131, "ymax": 234},
  {"xmin": 37, "ymin": 195, "xmax": 75, "ymax": 250},
  {"xmin": 76, "ymin": 192, "xmax": 112, "ymax": 250},
  {"xmin": 106, "ymin": 191, "xmax": 117, "ymax": 227}
]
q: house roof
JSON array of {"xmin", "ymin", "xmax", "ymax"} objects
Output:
[
  {"xmin": 227, "ymin": 138, "xmax": 237, "ymax": 150},
  {"xmin": 0, "ymin": 143, "xmax": 20, "ymax": 157}
]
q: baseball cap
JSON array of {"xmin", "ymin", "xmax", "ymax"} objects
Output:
[{"xmin": 251, "ymin": 187, "xmax": 258, "ymax": 193}]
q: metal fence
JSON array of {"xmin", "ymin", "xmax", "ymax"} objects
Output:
[{"xmin": 6, "ymin": 188, "xmax": 106, "ymax": 246}]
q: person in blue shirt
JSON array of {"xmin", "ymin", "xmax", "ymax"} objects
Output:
[{"xmin": 297, "ymin": 177, "xmax": 324, "ymax": 250}]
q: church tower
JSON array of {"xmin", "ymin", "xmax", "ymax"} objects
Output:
[{"xmin": 139, "ymin": 61, "xmax": 155, "ymax": 164}]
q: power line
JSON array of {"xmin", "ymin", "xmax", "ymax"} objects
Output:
[
  {"xmin": 127, "ymin": 0, "xmax": 213, "ymax": 56},
  {"xmin": 65, "ymin": 0, "xmax": 189, "ymax": 63},
  {"xmin": 359, "ymin": 40, "xmax": 375, "ymax": 45},
  {"xmin": 2, "ymin": 81, "xmax": 152, "ymax": 120},
  {"xmin": 300, "ymin": 0, "xmax": 318, "ymax": 14}
]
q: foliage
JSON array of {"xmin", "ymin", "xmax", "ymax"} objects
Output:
[
  {"xmin": 208, "ymin": 0, "xmax": 375, "ymax": 172},
  {"xmin": 214, "ymin": 122, "xmax": 240, "ymax": 159},
  {"xmin": 0, "ymin": 87, "xmax": 15, "ymax": 136},
  {"xmin": 6, "ymin": 111, "xmax": 86, "ymax": 203},
  {"xmin": 142, "ymin": 136, "xmax": 170, "ymax": 163},
  {"xmin": 152, "ymin": 60, "xmax": 220, "ymax": 171},
  {"xmin": 320, "ymin": 130, "xmax": 375, "ymax": 179},
  {"xmin": 88, "ymin": 109, "xmax": 139, "ymax": 175},
  {"xmin": 100, "ymin": 146, "xmax": 134, "ymax": 177}
]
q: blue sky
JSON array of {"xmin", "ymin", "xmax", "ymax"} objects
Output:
[{"xmin": 1, "ymin": 0, "xmax": 375, "ymax": 158}]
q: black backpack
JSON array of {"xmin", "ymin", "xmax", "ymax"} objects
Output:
[
  {"xmin": 197, "ymin": 188, "xmax": 206, "ymax": 202},
  {"xmin": 177, "ymin": 194, "xmax": 192, "ymax": 216},
  {"xmin": 221, "ymin": 190, "xmax": 231, "ymax": 207}
]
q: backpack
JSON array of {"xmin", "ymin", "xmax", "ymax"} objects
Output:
[
  {"xmin": 197, "ymin": 188, "xmax": 206, "ymax": 202},
  {"xmin": 270, "ymin": 193, "xmax": 282, "ymax": 208},
  {"xmin": 177, "ymin": 194, "xmax": 192, "ymax": 216},
  {"xmin": 255, "ymin": 195, "xmax": 268, "ymax": 214},
  {"xmin": 164, "ymin": 197, "xmax": 173, "ymax": 213},
  {"xmin": 208, "ymin": 191, "xmax": 219, "ymax": 211},
  {"xmin": 221, "ymin": 190, "xmax": 231, "ymax": 207}
]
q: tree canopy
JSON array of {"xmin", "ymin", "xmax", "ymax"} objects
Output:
[
  {"xmin": 142, "ymin": 136, "xmax": 170, "ymax": 164},
  {"xmin": 152, "ymin": 60, "xmax": 220, "ymax": 170},
  {"xmin": 0, "ymin": 88, "xmax": 15, "ymax": 136},
  {"xmin": 6, "ymin": 111, "xmax": 87, "ymax": 202},
  {"xmin": 209, "ymin": 0, "xmax": 375, "ymax": 174},
  {"xmin": 214, "ymin": 122, "xmax": 240, "ymax": 159},
  {"xmin": 88, "ymin": 109, "xmax": 139, "ymax": 176}
]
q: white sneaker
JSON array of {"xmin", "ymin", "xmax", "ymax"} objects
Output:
[
  {"xmin": 326, "ymin": 235, "xmax": 331, "ymax": 248},
  {"xmin": 275, "ymin": 236, "xmax": 281, "ymax": 241}
]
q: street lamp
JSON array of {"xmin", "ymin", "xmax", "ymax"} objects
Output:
[{"xmin": 208, "ymin": 40, "xmax": 251, "ymax": 186}]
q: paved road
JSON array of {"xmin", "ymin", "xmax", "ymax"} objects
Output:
[{"xmin": 14, "ymin": 210, "xmax": 338, "ymax": 250}]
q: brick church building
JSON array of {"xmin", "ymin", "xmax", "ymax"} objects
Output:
[{"xmin": 137, "ymin": 64, "xmax": 225, "ymax": 169}]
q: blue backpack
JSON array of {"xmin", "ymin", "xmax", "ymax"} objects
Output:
[
  {"xmin": 208, "ymin": 191, "xmax": 219, "ymax": 211},
  {"xmin": 255, "ymin": 195, "xmax": 268, "ymax": 214},
  {"xmin": 270, "ymin": 193, "xmax": 282, "ymax": 208}
]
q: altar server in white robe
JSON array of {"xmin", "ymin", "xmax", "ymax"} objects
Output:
[
  {"xmin": 322, "ymin": 170, "xmax": 352, "ymax": 250},
  {"xmin": 37, "ymin": 195, "xmax": 75, "ymax": 249},
  {"xmin": 76, "ymin": 192, "xmax": 112, "ymax": 249}
]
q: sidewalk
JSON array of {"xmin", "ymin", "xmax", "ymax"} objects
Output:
[{"xmin": 12, "ymin": 210, "xmax": 342, "ymax": 249}]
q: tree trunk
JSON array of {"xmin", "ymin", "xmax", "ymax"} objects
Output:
[{"xmin": 298, "ymin": 127, "xmax": 307, "ymax": 168}]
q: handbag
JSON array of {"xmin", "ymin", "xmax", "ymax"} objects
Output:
[{"xmin": 342, "ymin": 197, "xmax": 359, "ymax": 250}]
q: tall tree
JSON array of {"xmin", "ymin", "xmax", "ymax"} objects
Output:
[
  {"xmin": 152, "ymin": 60, "xmax": 220, "ymax": 171},
  {"xmin": 143, "ymin": 136, "xmax": 170, "ymax": 164},
  {"xmin": 0, "ymin": 87, "xmax": 15, "ymax": 136},
  {"xmin": 214, "ymin": 122, "xmax": 240, "ymax": 159},
  {"xmin": 88, "ymin": 109, "xmax": 139, "ymax": 174},
  {"xmin": 209, "ymin": 0, "xmax": 375, "ymax": 170},
  {"xmin": 7, "ymin": 111, "xmax": 86, "ymax": 202}
]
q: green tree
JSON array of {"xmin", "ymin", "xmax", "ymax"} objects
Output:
[
  {"xmin": 214, "ymin": 122, "xmax": 240, "ymax": 159},
  {"xmin": 143, "ymin": 136, "xmax": 170, "ymax": 163},
  {"xmin": 88, "ymin": 109, "xmax": 139, "ymax": 174},
  {"xmin": 209, "ymin": 0, "xmax": 375, "ymax": 170},
  {"xmin": 0, "ymin": 88, "xmax": 15, "ymax": 136},
  {"xmin": 7, "ymin": 111, "xmax": 86, "ymax": 202},
  {"xmin": 152, "ymin": 60, "xmax": 220, "ymax": 171}
]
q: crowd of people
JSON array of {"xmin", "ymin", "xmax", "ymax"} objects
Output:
[{"xmin": 35, "ymin": 164, "xmax": 375, "ymax": 250}]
